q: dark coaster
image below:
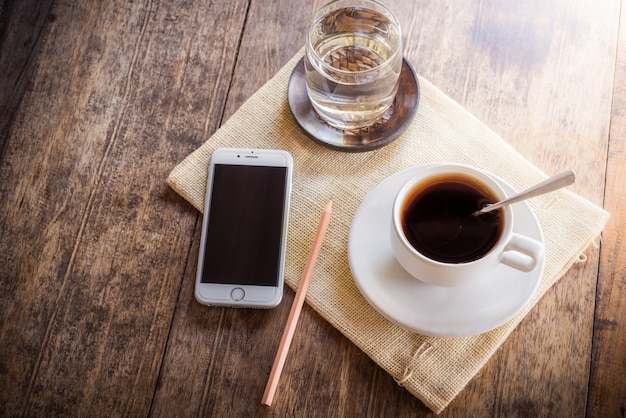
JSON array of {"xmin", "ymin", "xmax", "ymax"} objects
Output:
[{"xmin": 287, "ymin": 57, "xmax": 420, "ymax": 152}]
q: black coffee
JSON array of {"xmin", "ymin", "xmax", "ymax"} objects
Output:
[{"xmin": 401, "ymin": 174, "xmax": 503, "ymax": 263}]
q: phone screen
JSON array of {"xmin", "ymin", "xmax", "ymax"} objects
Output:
[{"xmin": 200, "ymin": 163, "xmax": 288, "ymax": 286}]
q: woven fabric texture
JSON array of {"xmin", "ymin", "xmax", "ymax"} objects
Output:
[{"xmin": 167, "ymin": 51, "xmax": 609, "ymax": 413}]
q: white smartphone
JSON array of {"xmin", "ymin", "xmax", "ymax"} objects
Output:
[{"xmin": 195, "ymin": 148, "xmax": 293, "ymax": 308}]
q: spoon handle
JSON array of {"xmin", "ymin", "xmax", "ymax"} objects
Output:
[{"xmin": 478, "ymin": 169, "xmax": 576, "ymax": 214}]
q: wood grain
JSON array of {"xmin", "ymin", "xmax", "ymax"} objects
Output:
[
  {"xmin": 587, "ymin": 2, "xmax": 626, "ymax": 416},
  {"xmin": 0, "ymin": 0, "xmax": 621, "ymax": 416},
  {"xmin": 1, "ymin": 1, "xmax": 154, "ymax": 413},
  {"xmin": 0, "ymin": 0, "xmax": 248, "ymax": 415},
  {"xmin": 0, "ymin": 0, "xmax": 54, "ymax": 153}
]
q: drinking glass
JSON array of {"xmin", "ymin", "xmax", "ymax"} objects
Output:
[{"xmin": 304, "ymin": 0, "xmax": 403, "ymax": 130}]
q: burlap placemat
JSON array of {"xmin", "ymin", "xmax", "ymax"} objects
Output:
[{"xmin": 167, "ymin": 51, "xmax": 609, "ymax": 413}]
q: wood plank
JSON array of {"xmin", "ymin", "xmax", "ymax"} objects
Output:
[
  {"xmin": 0, "ymin": 0, "xmax": 248, "ymax": 415},
  {"xmin": 0, "ymin": 0, "xmax": 55, "ymax": 152},
  {"xmin": 0, "ymin": 1, "xmax": 150, "ymax": 412},
  {"xmin": 587, "ymin": 1, "xmax": 626, "ymax": 415}
]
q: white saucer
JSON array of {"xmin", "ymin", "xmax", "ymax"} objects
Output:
[{"xmin": 348, "ymin": 165, "xmax": 545, "ymax": 337}]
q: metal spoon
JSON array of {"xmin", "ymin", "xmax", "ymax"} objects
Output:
[{"xmin": 473, "ymin": 169, "xmax": 576, "ymax": 216}]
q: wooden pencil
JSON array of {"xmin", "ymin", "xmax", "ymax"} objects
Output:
[{"xmin": 261, "ymin": 198, "xmax": 333, "ymax": 407}]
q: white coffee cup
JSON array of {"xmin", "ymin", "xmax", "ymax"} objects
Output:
[{"xmin": 390, "ymin": 164, "xmax": 544, "ymax": 287}]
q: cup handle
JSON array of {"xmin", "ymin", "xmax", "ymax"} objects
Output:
[{"xmin": 501, "ymin": 233, "xmax": 544, "ymax": 272}]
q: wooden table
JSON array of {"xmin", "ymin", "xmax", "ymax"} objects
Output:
[{"xmin": 1, "ymin": 0, "xmax": 624, "ymax": 416}]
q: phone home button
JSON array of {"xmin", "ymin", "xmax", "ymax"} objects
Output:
[{"xmin": 231, "ymin": 288, "xmax": 245, "ymax": 301}]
